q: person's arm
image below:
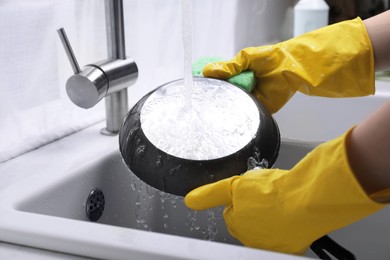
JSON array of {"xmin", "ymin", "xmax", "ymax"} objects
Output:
[
  {"xmin": 364, "ymin": 10, "xmax": 390, "ymax": 71},
  {"xmin": 348, "ymin": 11, "xmax": 390, "ymax": 198},
  {"xmin": 348, "ymin": 101, "xmax": 390, "ymax": 196}
]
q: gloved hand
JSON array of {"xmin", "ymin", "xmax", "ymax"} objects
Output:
[
  {"xmin": 185, "ymin": 129, "xmax": 384, "ymax": 254},
  {"xmin": 203, "ymin": 18, "xmax": 375, "ymax": 113}
]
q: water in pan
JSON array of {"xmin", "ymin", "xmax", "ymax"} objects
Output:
[{"xmin": 141, "ymin": 79, "xmax": 260, "ymax": 160}]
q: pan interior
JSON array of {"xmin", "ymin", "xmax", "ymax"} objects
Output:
[{"xmin": 140, "ymin": 78, "xmax": 260, "ymax": 160}]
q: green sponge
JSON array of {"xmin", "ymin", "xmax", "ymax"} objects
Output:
[{"xmin": 192, "ymin": 57, "xmax": 256, "ymax": 93}]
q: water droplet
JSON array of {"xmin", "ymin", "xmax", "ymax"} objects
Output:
[
  {"xmin": 186, "ymin": 210, "xmax": 198, "ymax": 231},
  {"xmin": 138, "ymin": 182, "xmax": 144, "ymax": 192},
  {"xmin": 168, "ymin": 164, "xmax": 181, "ymax": 176},
  {"xmin": 247, "ymin": 153, "xmax": 269, "ymax": 170},
  {"xmin": 247, "ymin": 156, "xmax": 258, "ymax": 170},
  {"xmin": 259, "ymin": 158, "xmax": 269, "ymax": 168},
  {"xmin": 156, "ymin": 155, "xmax": 163, "ymax": 167},
  {"xmin": 207, "ymin": 174, "xmax": 215, "ymax": 182},
  {"xmin": 145, "ymin": 185, "xmax": 155, "ymax": 199},
  {"xmin": 136, "ymin": 145, "xmax": 146, "ymax": 157},
  {"xmin": 128, "ymin": 127, "xmax": 139, "ymax": 138}
]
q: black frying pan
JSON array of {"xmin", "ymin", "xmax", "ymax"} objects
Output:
[{"xmin": 119, "ymin": 77, "xmax": 280, "ymax": 196}]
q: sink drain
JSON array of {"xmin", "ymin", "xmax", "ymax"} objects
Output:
[{"xmin": 86, "ymin": 188, "xmax": 105, "ymax": 222}]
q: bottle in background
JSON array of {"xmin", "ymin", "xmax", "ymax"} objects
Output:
[{"xmin": 293, "ymin": 0, "xmax": 329, "ymax": 37}]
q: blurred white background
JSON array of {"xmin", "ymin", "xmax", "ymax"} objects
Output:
[{"xmin": 0, "ymin": 0, "xmax": 294, "ymax": 162}]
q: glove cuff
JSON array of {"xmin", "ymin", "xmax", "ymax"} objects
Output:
[
  {"xmin": 293, "ymin": 128, "xmax": 385, "ymax": 247},
  {"xmin": 287, "ymin": 17, "xmax": 375, "ymax": 97}
]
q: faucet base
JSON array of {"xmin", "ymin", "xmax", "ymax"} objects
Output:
[
  {"xmin": 100, "ymin": 128, "xmax": 119, "ymax": 136},
  {"xmin": 100, "ymin": 90, "xmax": 128, "ymax": 136}
]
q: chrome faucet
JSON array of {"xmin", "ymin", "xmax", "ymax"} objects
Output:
[{"xmin": 57, "ymin": 0, "xmax": 138, "ymax": 136}]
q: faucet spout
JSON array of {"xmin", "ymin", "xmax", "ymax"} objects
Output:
[
  {"xmin": 106, "ymin": 0, "xmax": 126, "ymax": 60},
  {"xmin": 102, "ymin": 0, "xmax": 135, "ymax": 135}
]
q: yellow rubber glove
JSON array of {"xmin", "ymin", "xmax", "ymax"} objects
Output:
[
  {"xmin": 203, "ymin": 18, "xmax": 375, "ymax": 114},
  {"xmin": 185, "ymin": 129, "xmax": 385, "ymax": 254}
]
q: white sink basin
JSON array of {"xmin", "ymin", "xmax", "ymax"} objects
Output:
[
  {"xmin": 0, "ymin": 123, "xmax": 306, "ymax": 260},
  {"xmin": 14, "ymin": 144, "xmax": 312, "ymax": 242}
]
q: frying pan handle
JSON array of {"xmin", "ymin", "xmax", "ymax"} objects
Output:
[{"xmin": 310, "ymin": 235, "xmax": 356, "ymax": 260}]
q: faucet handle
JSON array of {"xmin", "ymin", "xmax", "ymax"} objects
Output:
[
  {"xmin": 57, "ymin": 28, "xmax": 81, "ymax": 74},
  {"xmin": 57, "ymin": 27, "xmax": 108, "ymax": 109}
]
